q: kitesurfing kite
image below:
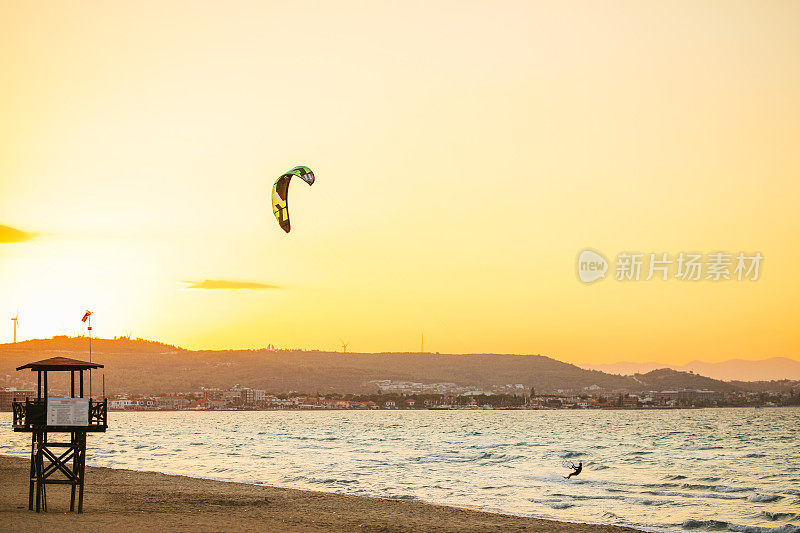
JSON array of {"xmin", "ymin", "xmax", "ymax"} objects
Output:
[{"xmin": 271, "ymin": 166, "xmax": 315, "ymax": 233}]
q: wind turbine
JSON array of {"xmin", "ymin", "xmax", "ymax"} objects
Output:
[
  {"xmin": 11, "ymin": 309, "xmax": 19, "ymax": 343},
  {"xmin": 338, "ymin": 337, "xmax": 349, "ymax": 353}
]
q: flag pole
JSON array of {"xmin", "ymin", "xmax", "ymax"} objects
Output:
[
  {"xmin": 89, "ymin": 312, "xmax": 92, "ymax": 398},
  {"xmin": 82, "ymin": 310, "xmax": 93, "ymax": 398}
]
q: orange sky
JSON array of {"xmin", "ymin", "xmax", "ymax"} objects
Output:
[{"xmin": 1, "ymin": 1, "xmax": 798, "ymax": 364}]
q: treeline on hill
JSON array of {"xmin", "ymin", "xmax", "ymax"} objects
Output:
[
  {"xmin": 0, "ymin": 337, "xmax": 741, "ymax": 396},
  {"xmin": 322, "ymin": 392, "xmax": 529, "ymax": 407},
  {"xmin": 629, "ymin": 369, "xmax": 739, "ymax": 392}
]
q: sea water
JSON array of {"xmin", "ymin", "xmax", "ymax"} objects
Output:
[{"xmin": 2, "ymin": 407, "xmax": 798, "ymax": 532}]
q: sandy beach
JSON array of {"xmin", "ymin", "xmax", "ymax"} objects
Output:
[{"xmin": 0, "ymin": 455, "xmax": 643, "ymax": 532}]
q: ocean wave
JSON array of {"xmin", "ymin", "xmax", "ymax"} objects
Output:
[
  {"xmin": 682, "ymin": 445, "xmax": 724, "ymax": 451},
  {"xmin": 484, "ymin": 454, "xmax": 523, "ymax": 464},
  {"xmin": 683, "ymin": 483, "xmax": 716, "ymax": 490},
  {"xmin": 468, "ymin": 442, "xmax": 505, "ymax": 449},
  {"xmin": 683, "ymin": 518, "xmax": 729, "ymax": 529},
  {"xmin": 411, "ymin": 452, "xmax": 492, "ymax": 463},
  {"xmin": 623, "ymin": 497, "xmax": 670, "ymax": 506},
  {"xmin": 727, "ymin": 524, "xmax": 800, "ymax": 533},
  {"xmin": 549, "ymin": 502, "xmax": 574, "ymax": 509},
  {"xmin": 644, "ymin": 482, "xmax": 681, "ymax": 489},
  {"xmin": 559, "ymin": 451, "xmax": 584, "ymax": 458},
  {"xmin": 547, "ymin": 492, "xmax": 605, "ymax": 501},
  {"xmin": 283, "ymin": 475, "xmax": 359, "ymax": 485},
  {"xmin": 748, "ymin": 493, "xmax": 784, "ymax": 503},
  {"xmin": 309, "ymin": 478, "xmax": 359, "ymax": 485},
  {"xmin": 646, "ymin": 490, "xmax": 747, "ymax": 500},
  {"xmin": 744, "ymin": 453, "xmax": 768, "ymax": 458},
  {"xmin": 685, "ymin": 516, "xmax": 797, "ymax": 531},
  {"xmin": 714, "ymin": 485, "xmax": 755, "ymax": 493},
  {"xmin": 762, "ymin": 512, "xmax": 800, "ymax": 521}
]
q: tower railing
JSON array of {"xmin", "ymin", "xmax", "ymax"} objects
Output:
[{"xmin": 12, "ymin": 398, "xmax": 108, "ymax": 431}]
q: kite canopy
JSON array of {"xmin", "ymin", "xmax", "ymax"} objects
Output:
[{"xmin": 272, "ymin": 166, "xmax": 315, "ymax": 233}]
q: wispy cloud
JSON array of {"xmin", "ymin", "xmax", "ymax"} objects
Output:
[
  {"xmin": 0, "ymin": 224, "xmax": 37, "ymax": 243},
  {"xmin": 183, "ymin": 279, "xmax": 280, "ymax": 290}
]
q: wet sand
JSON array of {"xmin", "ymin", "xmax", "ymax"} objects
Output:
[{"xmin": 1, "ymin": 455, "xmax": 643, "ymax": 532}]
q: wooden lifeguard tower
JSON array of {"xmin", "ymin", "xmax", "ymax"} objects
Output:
[{"xmin": 11, "ymin": 357, "xmax": 107, "ymax": 513}]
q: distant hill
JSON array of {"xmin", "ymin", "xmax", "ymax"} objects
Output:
[
  {"xmin": 0, "ymin": 337, "xmax": 737, "ymax": 396},
  {"xmin": 628, "ymin": 369, "xmax": 738, "ymax": 392},
  {"xmin": 581, "ymin": 357, "xmax": 800, "ymax": 381}
]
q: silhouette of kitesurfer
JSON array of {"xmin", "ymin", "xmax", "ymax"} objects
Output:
[{"xmin": 565, "ymin": 462, "xmax": 582, "ymax": 479}]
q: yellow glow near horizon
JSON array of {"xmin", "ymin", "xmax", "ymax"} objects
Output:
[{"xmin": 1, "ymin": 1, "xmax": 798, "ymax": 364}]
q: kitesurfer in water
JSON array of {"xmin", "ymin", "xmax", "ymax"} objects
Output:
[{"xmin": 565, "ymin": 462, "xmax": 582, "ymax": 479}]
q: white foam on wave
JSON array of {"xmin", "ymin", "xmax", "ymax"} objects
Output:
[
  {"xmin": 762, "ymin": 512, "xmax": 800, "ymax": 521},
  {"xmin": 648, "ymin": 490, "xmax": 747, "ymax": 500},
  {"xmin": 714, "ymin": 485, "xmax": 756, "ymax": 493},
  {"xmin": 549, "ymin": 502, "xmax": 574, "ymax": 509},
  {"xmin": 682, "ymin": 518, "xmax": 729, "ymax": 529},
  {"xmin": 682, "ymin": 519, "xmax": 800, "ymax": 532},
  {"xmin": 559, "ymin": 451, "xmax": 584, "ymax": 458},
  {"xmin": 411, "ymin": 452, "xmax": 493, "ymax": 463},
  {"xmin": 727, "ymin": 524, "xmax": 800, "ymax": 533},
  {"xmin": 748, "ymin": 493, "xmax": 784, "ymax": 503}
]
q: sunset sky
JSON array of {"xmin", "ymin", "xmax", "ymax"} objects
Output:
[{"xmin": 1, "ymin": 1, "xmax": 798, "ymax": 364}]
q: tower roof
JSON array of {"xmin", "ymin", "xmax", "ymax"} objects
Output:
[{"xmin": 16, "ymin": 357, "xmax": 103, "ymax": 371}]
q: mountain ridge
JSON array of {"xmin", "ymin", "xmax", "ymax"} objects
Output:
[
  {"xmin": 581, "ymin": 357, "xmax": 800, "ymax": 381},
  {"xmin": 0, "ymin": 337, "xmax": 766, "ymax": 396}
]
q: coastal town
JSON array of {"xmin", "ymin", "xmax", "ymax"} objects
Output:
[{"xmin": 3, "ymin": 380, "xmax": 798, "ymax": 412}]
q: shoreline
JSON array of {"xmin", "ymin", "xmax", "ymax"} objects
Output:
[{"xmin": 1, "ymin": 455, "xmax": 645, "ymax": 532}]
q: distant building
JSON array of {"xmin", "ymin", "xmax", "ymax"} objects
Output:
[
  {"xmin": 242, "ymin": 388, "xmax": 266, "ymax": 405},
  {"xmin": 109, "ymin": 398, "xmax": 133, "ymax": 410},
  {"xmin": 157, "ymin": 396, "xmax": 190, "ymax": 409},
  {"xmin": 653, "ymin": 390, "xmax": 724, "ymax": 405},
  {"xmin": 622, "ymin": 396, "xmax": 639, "ymax": 408},
  {"xmin": 200, "ymin": 388, "xmax": 225, "ymax": 402},
  {"xmin": 0, "ymin": 388, "xmax": 36, "ymax": 411}
]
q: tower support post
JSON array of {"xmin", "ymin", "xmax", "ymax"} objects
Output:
[{"xmin": 29, "ymin": 429, "xmax": 88, "ymax": 513}]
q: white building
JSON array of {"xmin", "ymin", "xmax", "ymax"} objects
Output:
[{"xmin": 109, "ymin": 398, "xmax": 133, "ymax": 410}]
